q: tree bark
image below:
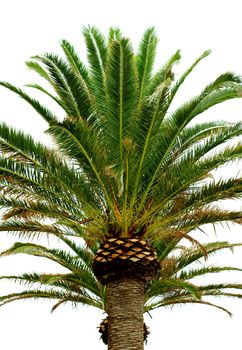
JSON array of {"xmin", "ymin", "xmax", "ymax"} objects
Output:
[{"xmin": 106, "ymin": 277, "xmax": 145, "ymax": 350}]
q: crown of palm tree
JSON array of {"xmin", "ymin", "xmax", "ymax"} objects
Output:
[{"xmin": 0, "ymin": 26, "xmax": 242, "ymax": 327}]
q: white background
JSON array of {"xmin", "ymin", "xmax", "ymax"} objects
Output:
[{"xmin": 1, "ymin": 0, "xmax": 242, "ymax": 349}]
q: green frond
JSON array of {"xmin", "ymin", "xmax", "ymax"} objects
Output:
[
  {"xmin": 145, "ymin": 197, "xmax": 242, "ymax": 243},
  {"xmin": 177, "ymin": 266, "xmax": 242, "ymax": 280},
  {"xmin": 0, "ymin": 82, "xmax": 58, "ymax": 124},
  {"xmin": 176, "ymin": 242, "xmax": 242, "ymax": 271},
  {"xmin": 60, "ymin": 40, "xmax": 89, "ymax": 82},
  {"xmin": 168, "ymin": 49, "xmax": 211, "ymax": 103},
  {"xmin": 0, "ymin": 196, "xmax": 73, "ymax": 222},
  {"xmin": 146, "ymin": 49, "xmax": 181, "ymax": 96},
  {"xmin": 202, "ymin": 290, "xmax": 242, "ymax": 300},
  {"xmin": 60, "ymin": 39, "xmax": 94, "ymax": 112},
  {"xmin": 0, "ymin": 289, "xmax": 102, "ymax": 309},
  {"xmin": 108, "ymin": 27, "xmax": 122, "ymax": 43},
  {"xmin": 130, "ymin": 78, "xmax": 172, "ymax": 208},
  {"xmin": 144, "ymin": 141, "xmax": 242, "ymax": 220},
  {"xmin": 185, "ymin": 177, "xmax": 242, "ymax": 208},
  {"xmin": 82, "ymin": 26, "xmax": 107, "ymax": 109},
  {"xmin": 145, "ymin": 297, "xmax": 232, "ymax": 317},
  {"xmin": 0, "ymin": 216, "xmax": 94, "ymax": 258},
  {"xmin": 105, "ymin": 37, "xmax": 137, "ymax": 164},
  {"xmin": 0, "ymin": 242, "xmax": 88, "ymax": 274},
  {"xmin": 153, "ymin": 238, "xmax": 179, "ymax": 260},
  {"xmin": 0, "ymin": 270, "xmax": 102, "ymax": 299},
  {"xmin": 25, "ymin": 83, "xmax": 63, "ymax": 107},
  {"xmin": 46, "ymin": 122, "xmax": 109, "ymax": 194},
  {"xmin": 141, "ymin": 83, "xmax": 242, "ymax": 205},
  {"xmin": 0, "ymin": 157, "xmax": 86, "ymax": 219},
  {"xmin": 0, "ymin": 122, "xmax": 101, "ymax": 211},
  {"xmin": 0, "ymin": 219, "xmax": 71, "ymax": 240},
  {"xmin": 161, "ymin": 121, "xmax": 229, "ymax": 166},
  {"xmin": 136, "ymin": 27, "xmax": 158, "ymax": 101},
  {"xmin": 25, "ymin": 60, "xmax": 52, "ymax": 82},
  {"xmin": 168, "ymin": 76, "xmax": 242, "ymax": 134},
  {"xmin": 198, "ymin": 282, "xmax": 242, "ymax": 293},
  {"xmin": 145, "ymin": 278, "xmax": 201, "ymax": 300},
  {"xmin": 33, "ymin": 53, "xmax": 92, "ymax": 120}
]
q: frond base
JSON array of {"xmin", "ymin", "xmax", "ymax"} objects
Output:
[{"xmin": 93, "ymin": 238, "xmax": 159, "ymax": 284}]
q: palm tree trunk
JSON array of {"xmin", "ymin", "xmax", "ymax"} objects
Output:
[{"xmin": 106, "ymin": 277, "xmax": 145, "ymax": 350}]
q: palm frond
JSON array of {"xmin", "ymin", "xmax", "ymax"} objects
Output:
[
  {"xmin": 0, "ymin": 289, "xmax": 102, "ymax": 309},
  {"xmin": 0, "ymin": 82, "xmax": 58, "ymax": 124},
  {"xmin": 46, "ymin": 122, "xmax": 111, "ymax": 209},
  {"xmin": 0, "ymin": 122, "xmax": 101, "ymax": 210},
  {"xmin": 136, "ymin": 27, "xmax": 158, "ymax": 101},
  {"xmin": 26, "ymin": 60, "xmax": 52, "ymax": 82},
  {"xmin": 105, "ymin": 37, "xmax": 137, "ymax": 164},
  {"xmin": 176, "ymin": 242, "xmax": 242, "ymax": 271},
  {"xmin": 82, "ymin": 26, "xmax": 107, "ymax": 111},
  {"xmin": 145, "ymin": 297, "xmax": 232, "ymax": 316},
  {"xmin": 146, "ymin": 49, "xmax": 181, "ymax": 96},
  {"xmin": 108, "ymin": 27, "xmax": 122, "ymax": 43},
  {"xmin": 145, "ymin": 278, "xmax": 201, "ymax": 300},
  {"xmin": 0, "ymin": 242, "xmax": 88, "ymax": 274},
  {"xmin": 25, "ymin": 83, "xmax": 63, "ymax": 107},
  {"xmin": 168, "ymin": 50, "xmax": 211, "ymax": 103},
  {"xmin": 0, "ymin": 270, "xmax": 102, "ymax": 299},
  {"xmin": 177, "ymin": 266, "xmax": 242, "ymax": 280},
  {"xmin": 60, "ymin": 39, "xmax": 95, "ymax": 113},
  {"xmin": 33, "ymin": 53, "xmax": 93, "ymax": 121}
]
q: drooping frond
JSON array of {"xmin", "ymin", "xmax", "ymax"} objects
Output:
[
  {"xmin": 25, "ymin": 83, "xmax": 63, "ymax": 108},
  {"xmin": 0, "ymin": 82, "xmax": 58, "ymax": 124},
  {"xmin": 177, "ymin": 266, "xmax": 242, "ymax": 280},
  {"xmin": 0, "ymin": 271, "xmax": 101, "ymax": 297},
  {"xmin": 0, "ymin": 289, "xmax": 102, "ymax": 309},
  {"xmin": 176, "ymin": 242, "xmax": 242, "ymax": 271},
  {"xmin": 144, "ymin": 296, "xmax": 232, "ymax": 316},
  {"xmin": 145, "ymin": 278, "xmax": 202, "ymax": 300}
]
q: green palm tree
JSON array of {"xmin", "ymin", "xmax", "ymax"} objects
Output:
[{"xmin": 1, "ymin": 27, "xmax": 242, "ymax": 349}]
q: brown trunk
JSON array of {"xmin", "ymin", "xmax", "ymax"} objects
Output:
[{"xmin": 106, "ymin": 277, "xmax": 145, "ymax": 350}]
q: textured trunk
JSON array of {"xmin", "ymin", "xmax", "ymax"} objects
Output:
[{"xmin": 106, "ymin": 277, "xmax": 145, "ymax": 350}]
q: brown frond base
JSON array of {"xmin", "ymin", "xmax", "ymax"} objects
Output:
[
  {"xmin": 93, "ymin": 238, "xmax": 159, "ymax": 284},
  {"xmin": 98, "ymin": 317, "xmax": 150, "ymax": 345}
]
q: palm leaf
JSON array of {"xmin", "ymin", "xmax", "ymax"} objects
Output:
[
  {"xmin": 136, "ymin": 27, "xmax": 158, "ymax": 101},
  {"xmin": 33, "ymin": 53, "xmax": 92, "ymax": 120},
  {"xmin": 82, "ymin": 26, "xmax": 107, "ymax": 110},
  {"xmin": 0, "ymin": 82, "xmax": 58, "ymax": 124},
  {"xmin": 168, "ymin": 50, "xmax": 211, "ymax": 103},
  {"xmin": 146, "ymin": 49, "xmax": 181, "ymax": 96},
  {"xmin": 177, "ymin": 266, "xmax": 242, "ymax": 280},
  {"xmin": 60, "ymin": 39, "xmax": 95, "ymax": 113},
  {"xmin": 145, "ymin": 297, "xmax": 232, "ymax": 316},
  {"xmin": 105, "ymin": 37, "xmax": 137, "ymax": 165},
  {"xmin": 0, "ymin": 289, "xmax": 102, "ymax": 309}
]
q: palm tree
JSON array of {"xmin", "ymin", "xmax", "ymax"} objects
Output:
[{"xmin": 1, "ymin": 26, "xmax": 242, "ymax": 349}]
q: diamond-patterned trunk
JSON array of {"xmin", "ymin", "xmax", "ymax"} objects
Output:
[{"xmin": 106, "ymin": 277, "xmax": 145, "ymax": 350}]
